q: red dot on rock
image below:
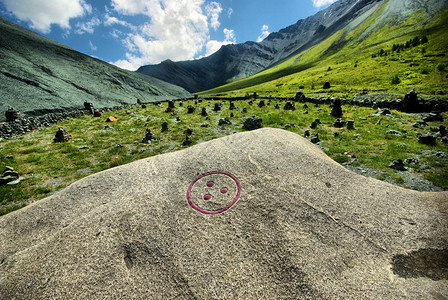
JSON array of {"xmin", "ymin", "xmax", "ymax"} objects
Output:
[
  {"xmin": 206, "ymin": 181, "xmax": 214, "ymax": 188},
  {"xmin": 203, "ymin": 194, "xmax": 212, "ymax": 201},
  {"xmin": 220, "ymin": 187, "xmax": 228, "ymax": 194}
]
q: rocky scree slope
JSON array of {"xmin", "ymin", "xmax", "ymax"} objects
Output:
[
  {"xmin": 137, "ymin": 0, "xmax": 448, "ymax": 93},
  {"xmin": 0, "ymin": 17, "xmax": 191, "ymax": 122}
]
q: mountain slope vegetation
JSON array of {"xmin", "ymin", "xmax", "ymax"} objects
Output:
[
  {"xmin": 0, "ymin": 17, "xmax": 191, "ymax": 122},
  {"xmin": 200, "ymin": 1, "xmax": 448, "ymax": 97}
]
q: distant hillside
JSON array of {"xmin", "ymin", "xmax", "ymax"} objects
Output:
[
  {"xmin": 201, "ymin": 0, "xmax": 448, "ymax": 97},
  {"xmin": 137, "ymin": 0, "xmax": 448, "ymax": 94},
  {"xmin": 0, "ymin": 17, "xmax": 191, "ymax": 122}
]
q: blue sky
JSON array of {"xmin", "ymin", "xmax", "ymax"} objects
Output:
[{"xmin": 0, "ymin": 0, "xmax": 337, "ymax": 70}]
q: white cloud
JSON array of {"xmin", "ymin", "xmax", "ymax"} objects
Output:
[
  {"xmin": 205, "ymin": 28, "xmax": 235, "ymax": 56},
  {"xmin": 0, "ymin": 0, "xmax": 90, "ymax": 33},
  {"xmin": 312, "ymin": 0, "xmax": 338, "ymax": 8},
  {"xmin": 75, "ymin": 17, "xmax": 101, "ymax": 34},
  {"xmin": 110, "ymin": 0, "xmax": 232, "ymax": 70},
  {"xmin": 89, "ymin": 40, "xmax": 97, "ymax": 51},
  {"xmin": 257, "ymin": 24, "xmax": 270, "ymax": 42},
  {"xmin": 205, "ymin": 1, "xmax": 222, "ymax": 31},
  {"xmin": 227, "ymin": 7, "xmax": 233, "ymax": 18},
  {"xmin": 104, "ymin": 14, "xmax": 136, "ymax": 30}
]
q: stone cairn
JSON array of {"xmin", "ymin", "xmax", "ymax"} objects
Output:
[
  {"xmin": 53, "ymin": 128, "xmax": 72, "ymax": 143},
  {"xmin": 330, "ymin": 98, "xmax": 343, "ymax": 118},
  {"xmin": 5, "ymin": 105, "xmax": 20, "ymax": 122},
  {"xmin": 142, "ymin": 129, "xmax": 156, "ymax": 144},
  {"xmin": 165, "ymin": 101, "xmax": 175, "ymax": 113},
  {"xmin": 0, "ymin": 166, "xmax": 20, "ymax": 186},
  {"xmin": 161, "ymin": 122, "xmax": 169, "ymax": 132}
]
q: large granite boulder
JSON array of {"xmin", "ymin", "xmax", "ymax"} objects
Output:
[{"xmin": 1, "ymin": 128, "xmax": 447, "ymax": 298}]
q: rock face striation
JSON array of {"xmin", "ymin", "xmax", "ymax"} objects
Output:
[
  {"xmin": 1, "ymin": 128, "xmax": 447, "ymax": 298},
  {"xmin": 137, "ymin": 0, "xmax": 448, "ymax": 92},
  {"xmin": 0, "ymin": 17, "xmax": 191, "ymax": 122}
]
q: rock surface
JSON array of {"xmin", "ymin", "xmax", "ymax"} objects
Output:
[{"xmin": 0, "ymin": 128, "xmax": 447, "ymax": 298}]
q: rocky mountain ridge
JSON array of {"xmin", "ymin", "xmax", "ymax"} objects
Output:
[
  {"xmin": 0, "ymin": 17, "xmax": 191, "ymax": 122},
  {"xmin": 137, "ymin": 0, "xmax": 448, "ymax": 93}
]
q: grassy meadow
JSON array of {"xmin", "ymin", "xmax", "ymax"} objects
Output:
[
  {"xmin": 199, "ymin": 7, "xmax": 448, "ymax": 98},
  {"xmin": 1, "ymin": 98, "xmax": 447, "ymax": 215}
]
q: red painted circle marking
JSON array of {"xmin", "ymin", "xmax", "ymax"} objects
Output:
[{"xmin": 186, "ymin": 171, "xmax": 241, "ymax": 215}]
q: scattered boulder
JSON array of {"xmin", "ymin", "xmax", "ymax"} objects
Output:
[
  {"xmin": 389, "ymin": 159, "xmax": 407, "ymax": 171},
  {"xmin": 413, "ymin": 121, "xmax": 427, "ymax": 128},
  {"xmin": 284, "ymin": 102, "xmax": 295, "ymax": 111},
  {"xmin": 333, "ymin": 118, "xmax": 345, "ymax": 128},
  {"xmin": 422, "ymin": 113, "xmax": 443, "ymax": 123},
  {"xmin": 142, "ymin": 129, "xmax": 156, "ymax": 144},
  {"xmin": 347, "ymin": 120, "xmax": 355, "ymax": 130},
  {"xmin": 386, "ymin": 130, "xmax": 402, "ymax": 136},
  {"xmin": 141, "ymin": 104, "xmax": 147, "ymax": 109},
  {"xmin": 433, "ymin": 151, "xmax": 446, "ymax": 158},
  {"xmin": 405, "ymin": 158, "xmax": 419, "ymax": 165},
  {"xmin": 303, "ymin": 104, "xmax": 309, "ymax": 109},
  {"xmin": 106, "ymin": 116, "xmax": 118, "ymax": 122},
  {"xmin": 187, "ymin": 105, "xmax": 196, "ymax": 114},
  {"xmin": 218, "ymin": 118, "xmax": 232, "ymax": 126},
  {"xmin": 248, "ymin": 100, "xmax": 253, "ymax": 106},
  {"xmin": 381, "ymin": 108, "xmax": 391, "ymax": 115},
  {"xmin": 229, "ymin": 102, "xmax": 235, "ymax": 110},
  {"xmin": 242, "ymin": 107, "xmax": 248, "ymax": 113},
  {"xmin": 311, "ymin": 133, "xmax": 320, "ymax": 144},
  {"xmin": 178, "ymin": 101, "xmax": 183, "ymax": 107},
  {"xmin": 323, "ymin": 82, "xmax": 331, "ymax": 89},
  {"xmin": 5, "ymin": 105, "xmax": 20, "ymax": 122},
  {"xmin": 53, "ymin": 128, "xmax": 72, "ymax": 143},
  {"xmin": 93, "ymin": 110, "xmax": 102, "ymax": 117},
  {"xmin": 168, "ymin": 100, "xmax": 176, "ymax": 109},
  {"xmin": 258, "ymin": 100, "xmax": 265, "ymax": 108},
  {"xmin": 0, "ymin": 166, "xmax": 20, "ymax": 186},
  {"xmin": 201, "ymin": 108, "xmax": 208, "ymax": 117},
  {"xmin": 230, "ymin": 112, "xmax": 234, "ymax": 118},
  {"xmin": 243, "ymin": 115, "xmax": 263, "ymax": 131},
  {"xmin": 418, "ymin": 134, "xmax": 436, "ymax": 145},
  {"xmin": 161, "ymin": 122, "xmax": 169, "ymax": 132},
  {"xmin": 274, "ymin": 104, "xmax": 280, "ymax": 109},
  {"xmin": 330, "ymin": 98, "xmax": 343, "ymax": 118}
]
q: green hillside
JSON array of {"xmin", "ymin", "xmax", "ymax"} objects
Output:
[{"xmin": 200, "ymin": 4, "xmax": 448, "ymax": 97}]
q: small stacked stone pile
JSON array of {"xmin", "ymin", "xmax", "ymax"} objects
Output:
[
  {"xmin": 53, "ymin": 128, "xmax": 72, "ymax": 143},
  {"xmin": 0, "ymin": 166, "xmax": 20, "ymax": 186}
]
